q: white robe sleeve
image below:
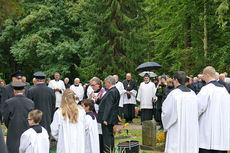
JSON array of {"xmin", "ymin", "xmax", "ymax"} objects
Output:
[
  {"xmin": 79, "ymin": 86, "xmax": 84, "ymax": 101},
  {"xmin": 197, "ymin": 87, "xmax": 209, "ymax": 116},
  {"xmin": 136, "ymin": 84, "xmax": 142, "ymax": 102},
  {"xmin": 161, "ymin": 91, "xmax": 178, "ymax": 131},
  {"xmin": 61, "ymin": 81, "xmax": 66, "ymax": 92},
  {"xmin": 19, "ymin": 132, "xmax": 31, "ymax": 153},
  {"xmin": 50, "ymin": 110, "xmax": 60, "ymax": 140},
  {"xmin": 130, "ymin": 89, "xmax": 137, "ymax": 97}
]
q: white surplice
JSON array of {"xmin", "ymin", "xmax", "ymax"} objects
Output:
[
  {"xmin": 162, "ymin": 88, "xmax": 199, "ymax": 153},
  {"xmin": 123, "ymin": 90, "xmax": 137, "ymax": 105},
  {"xmin": 85, "ymin": 114, "xmax": 100, "ymax": 153},
  {"xmin": 197, "ymin": 82, "xmax": 230, "ymax": 151},
  {"xmin": 19, "ymin": 127, "xmax": 49, "ymax": 153},
  {"xmin": 115, "ymin": 81, "xmax": 126, "ymax": 107},
  {"xmin": 70, "ymin": 84, "xmax": 84, "ymax": 104},
  {"xmin": 137, "ymin": 82, "xmax": 156, "ymax": 109},
  {"xmin": 48, "ymin": 80, "xmax": 66, "ymax": 107},
  {"xmin": 51, "ymin": 108, "xmax": 86, "ymax": 153}
]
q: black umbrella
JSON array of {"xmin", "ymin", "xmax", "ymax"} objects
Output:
[{"xmin": 136, "ymin": 62, "xmax": 161, "ymax": 71}]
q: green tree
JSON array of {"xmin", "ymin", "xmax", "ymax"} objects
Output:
[{"xmin": 77, "ymin": 0, "xmax": 149, "ymax": 82}]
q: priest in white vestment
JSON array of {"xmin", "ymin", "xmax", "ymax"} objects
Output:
[
  {"xmin": 113, "ymin": 75, "xmax": 126, "ymax": 119},
  {"xmin": 197, "ymin": 66, "xmax": 230, "ymax": 153},
  {"xmin": 162, "ymin": 71, "xmax": 199, "ymax": 153},
  {"xmin": 122, "ymin": 73, "xmax": 137, "ymax": 123},
  {"xmin": 48, "ymin": 72, "xmax": 66, "ymax": 108},
  {"xmin": 137, "ymin": 73, "xmax": 157, "ymax": 122},
  {"xmin": 70, "ymin": 78, "xmax": 84, "ymax": 104}
]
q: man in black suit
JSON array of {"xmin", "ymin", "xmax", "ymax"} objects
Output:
[
  {"xmin": 0, "ymin": 120, "xmax": 8, "ymax": 153},
  {"xmin": 3, "ymin": 82, "xmax": 34, "ymax": 153},
  {"xmin": 1, "ymin": 70, "xmax": 23, "ymax": 114},
  {"xmin": 27, "ymin": 72, "xmax": 56, "ymax": 134},
  {"xmin": 97, "ymin": 75, "xmax": 120, "ymax": 153}
]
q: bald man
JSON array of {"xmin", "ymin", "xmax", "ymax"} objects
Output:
[{"xmin": 198, "ymin": 66, "xmax": 230, "ymax": 153}]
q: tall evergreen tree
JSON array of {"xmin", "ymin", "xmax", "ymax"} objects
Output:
[{"xmin": 77, "ymin": 0, "xmax": 149, "ymax": 81}]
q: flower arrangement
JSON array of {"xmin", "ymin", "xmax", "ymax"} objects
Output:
[
  {"xmin": 156, "ymin": 133, "xmax": 165, "ymax": 143},
  {"xmin": 114, "ymin": 123, "xmax": 129, "ymax": 137}
]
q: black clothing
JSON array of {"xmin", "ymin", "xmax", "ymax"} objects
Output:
[
  {"xmin": 155, "ymin": 83, "xmax": 166, "ymax": 123},
  {"xmin": 0, "ymin": 121, "xmax": 8, "ymax": 153},
  {"xmin": 97, "ymin": 86, "xmax": 120, "ymax": 125},
  {"xmin": 218, "ymin": 80, "xmax": 228, "ymax": 90},
  {"xmin": 177, "ymin": 85, "xmax": 191, "ymax": 92},
  {"xmin": 102, "ymin": 124, "xmax": 114, "ymax": 153},
  {"xmin": 199, "ymin": 148, "xmax": 227, "ymax": 153},
  {"xmin": 65, "ymin": 83, "xmax": 70, "ymax": 89},
  {"xmin": 1, "ymin": 83, "xmax": 28, "ymax": 113},
  {"xmin": 97, "ymin": 86, "xmax": 120, "ymax": 153},
  {"xmin": 83, "ymin": 84, "xmax": 90, "ymax": 99},
  {"xmin": 31, "ymin": 125, "xmax": 42, "ymax": 133},
  {"xmin": 0, "ymin": 86, "xmax": 4, "ymax": 122},
  {"xmin": 161, "ymin": 85, "xmax": 174, "ymax": 104},
  {"xmin": 122, "ymin": 79, "xmax": 137, "ymax": 122},
  {"xmin": 86, "ymin": 111, "xmax": 95, "ymax": 120},
  {"xmin": 122, "ymin": 80, "xmax": 137, "ymax": 99},
  {"xmin": 27, "ymin": 83, "xmax": 56, "ymax": 134},
  {"xmin": 123, "ymin": 104, "xmax": 135, "ymax": 122},
  {"xmin": 118, "ymin": 106, "xmax": 124, "ymax": 119},
  {"xmin": 3, "ymin": 94, "xmax": 34, "ymax": 153},
  {"xmin": 141, "ymin": 109, "xmax": 153, "ymax": 122},
  {"xmin": 195, "ymin": 80, "xmax": 206, "ymax": 94}
]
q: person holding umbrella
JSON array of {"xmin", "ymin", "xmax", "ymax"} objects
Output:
[{"xmin": 137, "ymin": 73, "xmax": 157, "ymax": 122}]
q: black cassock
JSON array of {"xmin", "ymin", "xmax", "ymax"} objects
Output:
[
  {"xmin": 0, "ymin": 121, "xmax": 8, "ymax": 153},
  {"xmin": 3, "ymin": 95, "xmax": 34, "ymax": 153},
  {"xmin": 97, "ymin": 86, "xmax": 120, "ymax": 153},
  {"xmin": 1, "ymin": 83, "xmax": 28, "ymax": 113},
  {"xmin": 122, "ymin": 79, "xmax": 137, "ymax": 122},
  {"xmin": 27, "ymin": 83, "xmax": 56, "ymax": 134}
]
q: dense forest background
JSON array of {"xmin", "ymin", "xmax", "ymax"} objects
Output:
[{"xmin": 0, "ymin": 0, "xmax": 229, "ymax": 83}]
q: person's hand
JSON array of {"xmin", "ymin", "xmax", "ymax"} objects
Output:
[
  {"xmin": 55, "ymin": 88, "xmax": 60, "ymax": 92},
  {"xmin": 103, "ymin": 121, "xmax": 108, "ymax": 125}
]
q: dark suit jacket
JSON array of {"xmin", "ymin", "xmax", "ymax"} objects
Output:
[
  {"xmin": 27, "ymin": 83, "xmax": 56, "ymax": 133},
  {"xmin": 0, "ymin": 121, "xmax": 8, "ymax": 153},
  {"xmin": 97, "ymin": 86, "xmax": 120, "ymax": 125},
  {"xmin": 3, "ymin": 95, "xmax": 34, "ymax": 153}
]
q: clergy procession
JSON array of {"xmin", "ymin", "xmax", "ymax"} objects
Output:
[{"xmin": 0, "ymin": 65, "xmax": 230, "ymax": 153}]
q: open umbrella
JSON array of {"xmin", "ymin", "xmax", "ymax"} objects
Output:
[
  {"xmin": 139, "ymin": 71, "xmax": 157, "ymax": 77},
  {"xmin": 136, "ymin": 62, "xmax": 161, "ymax": 71}
]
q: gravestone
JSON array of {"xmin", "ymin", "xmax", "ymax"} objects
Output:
[{"xmin": 140, "ymin": 119, "xmax": 156, "ymax": 150}]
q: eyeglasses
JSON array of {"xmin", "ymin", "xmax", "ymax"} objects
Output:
[
  {"xmin": 91, "ymin": 84, "xmax": 97, "ymax": 87},
  {"xmin": 27, "ymin": 118, "xmax": 32, "ymax": 121}
]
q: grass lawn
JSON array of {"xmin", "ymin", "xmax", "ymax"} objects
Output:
[{"xmin": 114, "ymin": 117, "xmax": 164, "ymax": 153}]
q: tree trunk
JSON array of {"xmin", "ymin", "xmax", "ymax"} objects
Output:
[
  {"xmin": 203, "ymin": 0, "xmax": 208, "ymax": 59},
  {"xmin": 184, "ymin": 16, "xmax": 191, "ymax": 48}
]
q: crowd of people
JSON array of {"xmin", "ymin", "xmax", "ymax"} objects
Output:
[{"xmin": 0, "ymin": 66, "xmax": 230, "ymax": 153}]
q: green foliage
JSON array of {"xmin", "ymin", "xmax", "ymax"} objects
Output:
[
  {"xmin": 1, "ymin": 0, "xmax": 230, "ymax": 83},
  {"xmin": 77, "ymin": 0, "xmax": 149, "ymax": 82}
]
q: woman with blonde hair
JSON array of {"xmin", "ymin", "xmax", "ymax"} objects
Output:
[{"xmin": 51, "ymin": 89, "xmax": 86, "ymax": 153}]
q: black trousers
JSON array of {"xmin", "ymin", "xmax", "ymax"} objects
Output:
[
  {"xmin": 199, "ymin": 148, "xmax": 227, "ymax": 153},
  {"xmin": 102, "ymin": 124, "xmax": 114, "ymax": 153},
  {"xmin": 118, "ymin": 106, "xmax": 124, "ymax": 119},
  {"xmin": 123, "ymin": 104, "xmax": 135, "ymax": 122},
  {"xmin": 141, "ymin": 109, "xmax": 153, "ymax": 122},
  {"xmin": 99, "ymin": 134, "xmax": 103, "ymax": 153}
]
